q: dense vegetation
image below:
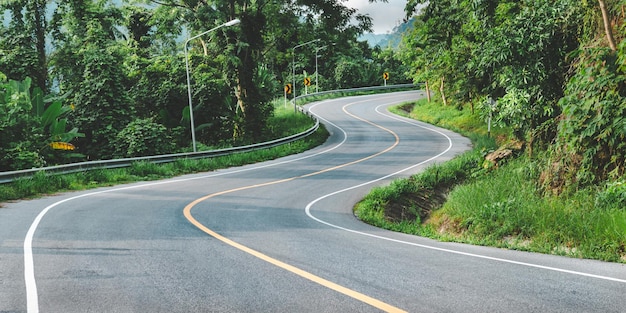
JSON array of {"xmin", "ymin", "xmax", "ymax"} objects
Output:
[
  {"xmin": 0, "ymin": 100, "xmax": 327, "ymax": 202},
  {"xmin": 355, "ymin": 0, "xmax": 626, "ymax": 262},
  {"xmin": 401, "ymin": 0, "xmax": 625, "ymax": 191},
  {"xmin": 0, "ymin": 0, "xmax": 410, "ymax": 171},
  {"xmin": 356, "ymin": 99, "xmax": 626, "ymax": 262}
]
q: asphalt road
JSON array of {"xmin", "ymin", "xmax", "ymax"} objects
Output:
[{"xmin": 1, "ymin": 91, "xmax": 625, "ymax": 312}]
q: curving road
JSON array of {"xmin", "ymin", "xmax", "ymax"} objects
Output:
[{"xmin": 1, "ymin": 91, "xmax": 625, "ymax": 312}]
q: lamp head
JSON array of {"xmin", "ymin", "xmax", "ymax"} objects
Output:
[{"xmin": 224, "ymin": 19, "xmax": 241, "ymax": 27}]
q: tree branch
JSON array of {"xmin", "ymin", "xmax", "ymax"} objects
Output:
[
  {"xmin": 148, "ymin": 0, "xmax": 188, "ymax": 10},
  {"xmin": 598, "ymin": 0, "xmax": 617, "ymax": 51}
]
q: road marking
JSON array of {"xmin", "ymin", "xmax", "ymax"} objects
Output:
[
  {"xmin": 184, "ymin": 195, "xmax": 406, "ymax": 313},
  {"xmin": 304, "ymin": 104, "xmax": 626, "ymax": 285},
  {"xmin": 22, "ymin": 92, "xmax": 417, "ymax": 313},
  {"xmin": 183, "ymin": 96, "xmax": 415, "ymax": 312}
]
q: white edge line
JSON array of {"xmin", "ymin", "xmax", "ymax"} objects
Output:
[
  {"xmin": 21, "ymin": 95, "xmax": 363, "ymax": 313},
  {"xmin": 304, "ymin": 103, "xmax": 626, "ymax": 285}
]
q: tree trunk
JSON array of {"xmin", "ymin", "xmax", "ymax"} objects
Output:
[
  {"xmin": 33, "ymin": 1, "xmax": 48, "ymax": 92},
  {"xmin": 229, "ymin": 9, "xmax": 267, "ymax": 142},
  {"xmin": 425, "ymin": 81, "xmax": 431, "ymax": 102},
  {"xmin": 440, "ymin": 76, "xmax": 448, "ymax": 106},
  {"xmin": 200, "ymin": 38, "xmax": 208, "ymax": 56},
  {"xmin": 598, "ymin": 0, "xmax": 617, "ymax": 51}
]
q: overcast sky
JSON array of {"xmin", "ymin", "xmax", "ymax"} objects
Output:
[{"xmin": 345, "ymin": 0, "xmax": 408, "ymax": 34}]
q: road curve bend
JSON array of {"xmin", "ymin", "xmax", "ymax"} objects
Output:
[{"xmin": 1, "ymin": 91, "xmax": 625, "ymax": 312}]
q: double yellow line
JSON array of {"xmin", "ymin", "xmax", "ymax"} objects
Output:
[{"xmin": 183, "ymin": 98, "xmax": 408, "ymax": 312}]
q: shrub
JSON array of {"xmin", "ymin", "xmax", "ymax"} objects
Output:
[
  {"xmin": 113, "ymin": 118, "xmax": 176, "ymax": 157},
  {"xmin": 596, "ymin": 179, "xmax": 626, "ymax": 210}
]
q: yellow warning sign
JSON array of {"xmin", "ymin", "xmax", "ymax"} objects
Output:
[{"xmin": 50, "ymin": 142, "xmax": 76, "ymax": 151}]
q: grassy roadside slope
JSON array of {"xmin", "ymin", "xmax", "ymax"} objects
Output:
[
  {"xmin": 0, "ymin": 102, "xmax": 328, "ymax": 203},
  {"xmin": 355, "ymin": 99, "xmax": 626, "ymax": 263}
]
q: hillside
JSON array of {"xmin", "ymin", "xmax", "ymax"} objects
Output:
[{"xmin": 359, "ymin": 17, "xmax": 416, "ymax": 49}]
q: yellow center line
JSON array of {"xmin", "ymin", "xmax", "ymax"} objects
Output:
[{"xmin": 183, "ymin": 99, "xmax": 408, "ymax": 312}]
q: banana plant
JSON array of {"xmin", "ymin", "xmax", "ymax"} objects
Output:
[
  {"xmin": 0, "ymin": 75, "xmax": 84, "ymax": 170},
  {"xmin": 30, "ymin": 85, "xmax": 84, "ymax": 145}
]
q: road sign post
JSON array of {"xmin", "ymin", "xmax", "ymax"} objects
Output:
[
  {"xmin": 487, "ymin": 97, "xmax": 495, "ymax": 138},
  {"xmin": 304, "ymin": 77, "xmax": 311, "ymax": 95},
  {"xmin": 284, "ymin": 84, "xmax": 292, "ymax": 108}
]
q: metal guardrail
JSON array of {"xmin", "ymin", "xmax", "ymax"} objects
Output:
[
  {"xmin": 297, "ymin": 83, "xmax": 417, "ymax": 101},
  {"xmin": 0, "ymin": 83, "xmax": 419, "ymax": 184},
  {"xmin": 0, "ymin": 118, "xmax": 319, "ymax": 184}
]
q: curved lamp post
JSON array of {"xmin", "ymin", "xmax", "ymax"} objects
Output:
[
  {"xmin": 315, "ymin": 45, "xmax": 328, "ymax": 94},
  {"xmin": 185, "ymin": 18, "xmax": 240, "ymax": 152},
  {"xmin": 314, "ymin": 43, "xmax": 335, "ymax": 93},
  {"xmin": 292, "ymin": 39, "xmax": 319, "ymax": 112}
]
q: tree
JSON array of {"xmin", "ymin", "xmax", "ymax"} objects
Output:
[
  {"xmin": 148, "ymin": 0, "xmax": 373, "ymax": 142},
  {"xmin": 372, "ymin": 46, "xmax": 411, "ymax": 86},
  {"xmin": 402, "ymin": 0, "xmax": 584, "ymax": 144},
  {"xmin": 0, "ymin": 0, "xmax": 49, "ymax": 90},
  {"xmin": 402, "ymin": 0, "xmax": 467, "ymax": 106},
  {"xmin": 48, "ymin": 1, "xmax": 133, "ymax": 159},
  {"xmin": 113, "ymin": 118, "xmax": 176, "ymax": 157},
  {"xmin": 70, "ymin": 23, "xmax": 134, "ymax": 159}
]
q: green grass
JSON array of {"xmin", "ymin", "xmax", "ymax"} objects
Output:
[
  {"xmin": 437, "ymin": 157, "xmax": 626, "ymax": 262},
  {"xmin": 389, "ymin": 98, "xmax": 507, "ymax": 144},
  {"xmin": 0, "ymin": 102, "xmax": 328, "ymax": 203},
  {"xmin": 293, "ymin": 86, "xmax": 417, "ymax": 106},
  {"xmin": 355, "ymin": 98, "xmax": 626, "ymax": 263}
]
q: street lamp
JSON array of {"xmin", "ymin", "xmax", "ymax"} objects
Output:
[
  {"xmin": 315, "ymin": 43, "xmax": 336, "ymax": 94},
  {"xmin": 185, "ymin": 18, "xmax": 240, "ymax": 152},
  {"xmin": 315, "ymin": 45, "xmax": 327, "ymax": 94},
  {"xmin": 292, "ymin": 39, "xmax": 320, "ymax": 112}
]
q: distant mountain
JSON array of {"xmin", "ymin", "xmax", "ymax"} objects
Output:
[
  {"xmin": 360, "ymin": 33, "xmax": 390, "ymax": 47},
  {"xmin": 359, "ymin": 17, "xmax": 416, "ymax": 50}
]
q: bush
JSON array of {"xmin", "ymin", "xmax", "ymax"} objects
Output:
[
  {"xmin": 113, "ymin": 118, "xmax": 176, "ymax": 157},
  {"xmin": 596, "ymin": 179, "xmax": 626, "ymax": 210},
  {"xmin": 554, "ymin": 46, "xmax": 626, "ymax": 186}
]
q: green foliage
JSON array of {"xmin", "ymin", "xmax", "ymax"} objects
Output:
[
  {"xmin": 0, "ymin": 75, "xmax": 82, "ymax": 170},
  {"xmin": 440, "ymin": 157, "xmax": 626, "ymax": 262},
  {"xmin": 333, "ymin": 57, "xmax": 368, "ymax": 88},
  {"xmin": 555, "ymin": 46, "xmax": 626, "ymax": 184},
  {"xmin": 444, "ymin": 158, "xmax": 539, "ymax": 240},
  {"xmin": 70, "ymin": 22, "xmax": 134, "ymax": 159},
  {"xmin": 399, "ymin": 0, "xmax": 626, "ymax": 193},
  {"xmin": 0, "ymin": 108, "xmax": 327, "ymax": 203},
  {"xmin": 596, "ymin": 179, "xmax": 626, "ymax": 211},
  {"xmin": 402, "ymin": 0, "xmax": 583, "ymax": 141},
  {"xmin": 392, "ymin": 98, "xmax": 506, "ymax": 143},
  {"xmin": 371, "ymin": 47, "xmax": 411, "ymax": 85},
  {"xmin": 2, "ymin": 0, "xmax": 382, "ymax": 162},
  {"xmin": 471, "ymin": 0, "xmax": 583, "ymax": 145},
  {"xmin": 31, "ymin": 87, "xmax": 83, "ymax": 144},
  {"xmin": 113, "ymin": 118, "xmax": 176, "ymax": 158},
  {"xmin": 355, "ymin": 148, "xmax": 486, "ymax": 236},
  {"xmin": 0, "ymin": 0, "xmax": 49, "ymax": 90},
  {"xmin": 489, "ymin": 88, "xmax": 531, "ymax": 140},
  {"xmin": 127, "ymin": 55, "xmax": 187, "ymax": 128}
]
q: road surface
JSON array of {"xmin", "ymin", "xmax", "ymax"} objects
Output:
[{"xmin": 1, "ymin": 91, "xmax": 625, "ymax": 312}]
